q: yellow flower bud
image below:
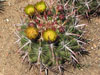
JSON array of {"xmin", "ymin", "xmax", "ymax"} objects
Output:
[
  {"xmin": 35, "ymin": 1, "xmax": 46, "ymax": 12},
  {"xmin": 25, "ymin": 27, "xmax": 38, "ymax": 39},
  {"xmin": 24, "ymin": 5, "xmax": 35, "ymax": 16},
  {"xmin": 43, "ymin": 29, "xmax": 57, "ymax": 42}
]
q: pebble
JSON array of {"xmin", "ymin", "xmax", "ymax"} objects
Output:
[
  {"xmin": 90, "ymin": 19, "xmax": 93, "ymax": 21},
  {"xmin": 4, "ymin": 19, "xmax": 10, "ymax": 23},
  {"xmin": 91, "ymin": 47, "xmax": 94, "ymax": 49},
  {"xmin": 96, "ymin": 23, "xmax": 99, "ymax": 25},
  {"xmin": 93, "ymin": 44, "xmax": 97, "ymax": 48},
  {"xmin": 80, "ymin": 69, "xmax": 83, "ymax": 71},
  {"xmin": 8, "ymin": 2, "xmax": 11, "ymax": 6},
  {"xmin": 6, "ymin": 19, "xmax": 10, "ymax": 22}
]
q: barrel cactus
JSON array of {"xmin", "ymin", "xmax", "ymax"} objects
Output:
[{"xmin": 14, "ymin": 0, "xmax": 99, "ymax": 74}]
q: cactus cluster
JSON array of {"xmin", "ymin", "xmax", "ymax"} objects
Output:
[{"xmin": 14, "ymin": 0, "xmax": 99, "ymax": 74}]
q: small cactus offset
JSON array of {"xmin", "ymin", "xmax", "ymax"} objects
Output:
[{"xmin": 14, "ymin": 0, "xmax": 99, "ymax": 74}]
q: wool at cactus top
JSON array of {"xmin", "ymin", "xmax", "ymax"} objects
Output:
[{"xmin": 14, "ymin": 0, "xmax": 99, "ymax": 74}]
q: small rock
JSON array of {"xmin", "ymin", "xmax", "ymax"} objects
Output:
[
  {"xmin": 8, "ymin": 2, "xmax": 11, "ymax": 6},
  {"xmin": 80, "ymin": 69, "xmax": 83, "ymax": 71},
  {"xmin": 4, "ymin": 19, "xmax": 10, "ymax": 22},
  {"xmin": 91, "ymin": 47, "xmax": 94, "ymax": 49},
  {"xmin": 96, "ymin": 23, "xmax": 99, "ymax": 25},
  {"xmin": 93, "ymin": 44, "xmax": 97, "ymax": 48}
]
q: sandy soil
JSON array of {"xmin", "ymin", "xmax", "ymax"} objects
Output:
[{"xmin": 0, "ymin": 0, "xmax": 100, "ymax": 75}]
